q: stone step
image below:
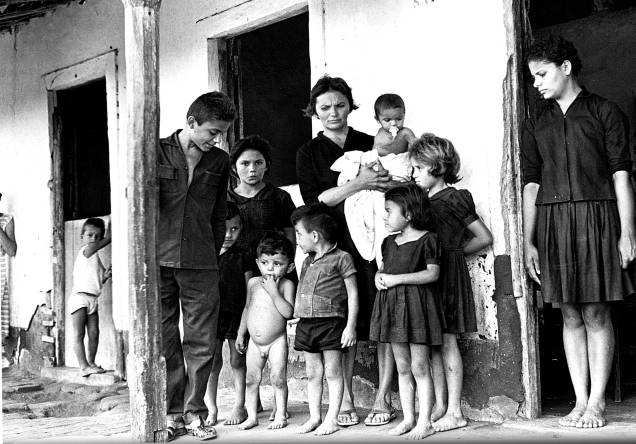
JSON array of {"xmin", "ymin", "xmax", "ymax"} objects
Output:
[
  {"xmin": 41, "ymin": 366, "xmax": 120, "ymax": 386},
  {"xmin": 2, "ymin": 400, "xmax": 28, "ymax": 413},
  {"xmin": 2, "ymin": 381, "xmax": 43, "ymax": 394}
]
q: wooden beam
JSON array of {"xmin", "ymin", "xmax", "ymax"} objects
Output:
[{"xmin": 121, "ymin": 0, "xmax": 166, "ymax": 442}]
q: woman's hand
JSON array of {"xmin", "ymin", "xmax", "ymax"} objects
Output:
[
  {"xmin": 618, "ymin": 231, "xmax": 636, "ymax": 268},
  {"xmin": 524, "ymin": 243, "xmax": 541, "ymax": 285},
  {"xmin": 355, "ymin": 162, "xmax": 392, "ymax": 192}
]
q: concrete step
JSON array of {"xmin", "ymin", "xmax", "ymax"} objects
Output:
[{"xmin": 41, "ymin": 366, "xmax": 120, "ymax": 386}]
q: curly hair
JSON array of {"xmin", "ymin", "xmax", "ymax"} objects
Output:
[
  {"xmin": 303, "ymin": 75, "xmax": 358, "ymax": 117},
  {"xmin": 408, "ymin": 133, "xmax": 462, "ymax": 185},
  {"xmin": 527, "ymin": 34, "xmax": 582, "ymax": 76},
  {"xmin": 384, "ymin": 183, "xmax": 435, "ymax": 231},
  {"xmin": 256, "ymin": 231, "xmax": 294, "ymax": 262}
]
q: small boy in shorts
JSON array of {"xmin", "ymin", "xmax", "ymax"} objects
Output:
[
  {"xmin": 235, "ymin": 232, "xmax": 296, "ymax": 430},
  {"xmin": 205, "ymin": 202, "xmax": 253, "ymax": 426},
  {"xmin": 372, "ymin": 93, "xmax": 416, "ymax": 157},
  {"xmin": 69, "ymin": 217, "xmax": 112, "ymax": 377},
  {"xmin": 291, "ymin": 204, "xmax": 358, "ymax": 436}
]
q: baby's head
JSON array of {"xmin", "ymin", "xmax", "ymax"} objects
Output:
[
  {"xmin": 222, "ymin": 201, "xmax": 242, "ymax": 252},
  {"xmin": 290, "ymin": 204, "xmax": 338, "ymax": 254},
  {"xmin": 408, "ymin": 133, "xmax": 461, "ymax": 188},
  {"xmin": 374, "ymin": 94, "xmax": 406, "ymax": 136},
  {"xmin": 255, "ymin": 232, "xmax": 295, "ymax": 280},
  {"xmin": 384, "ymin": 183, "xmax": 434, "ymax": 233},
  {"xmin": 81, "ymin": 218, "xmax": 105, "ymax": 244}
]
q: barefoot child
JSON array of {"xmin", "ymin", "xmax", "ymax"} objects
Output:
[
  {"xmin": 235, "ymin": 232, "xmax": 296, "ymax": 430},
  {"xmin": 69, "ymin": 218, "xmax": 112, "ymax": 377},
  {"xmin": 205, "ymin": 202, "xmax": 253, "ymax": 426},
  {"xmin": 291, "ymin": 204, "xmax": 358, "ymax": 436},
  {"xmin": 409, "ymin": 134, "xmax": 493, "ymax": 432},
  {"xmin": 369, "ymin": 183, "xmax": 444, "ymax": 439}
]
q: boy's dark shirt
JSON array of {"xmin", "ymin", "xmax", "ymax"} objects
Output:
[
  {"xmin": 521, "ymin": 89, "xmax": 631, "ymax": 205},
  {"xmin": 218, "ymin": 244, "xmax": 251, "ymax": 315},
  {"xmin": 158, "ymin": 130, "xmax": 229, "ymax": 269}
]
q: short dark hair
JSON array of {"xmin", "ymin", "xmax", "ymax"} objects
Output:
[
  {"xmin": 230, "ymin": 135, "xmax": 273, "ymax": 169},
  {"xmin": 290, "ymin": 203, "xmax": 338, "ymax": 243},
  {"xmin": 225, "ymin": 201, "xmax": 241, "ymax": 221},
  {"xmin": 374, "ymin": 93, "xmax": 405, "ymax": 117},
  {"xmin": 384, "ymin": 183, "xmax": 434, "ymax": 231},
  {"xmin": 527, "ymin": 34, "xmax": 582, "ymax": 76},
  {"xmin": 408, "ymin": 133, "xmax": 462, "ymax": 185},
  {"xmin": 186, "ymin": 91, "xmax": 236, "ymax": 124},
  {"xmin": 303, "ymin": 75, "xmax": 358, "ymax": 117},
  {"xmin": 82, "ymin": 218, "xmax": 105, "ymax": 237},
  {"xmin": 256, "ymin": 231, "xmax": 294, "ymax": 262}
]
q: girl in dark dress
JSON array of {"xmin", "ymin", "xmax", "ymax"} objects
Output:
[
  {"xmin": 409, "ymin": 133, "xmax": 493, "ymax": 433},
  {"xmin": 369, "ymin": 184, "xmax": 444, "ymax": 439},
  {"xmin": 522, "ymin": 35, "xmax": 635, "ymax": 428},
  {"xmin": 296, "ymin": 75, "xmax": 397, "ymax": 428}
]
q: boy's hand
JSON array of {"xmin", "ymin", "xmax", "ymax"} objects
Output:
[
  {"xmin": 341, "ymin": 326, "xmax": 356, "ymax": 348},
  {"xmin": 375, "ymin": 272, "xmax": 388, "ymax": 290},
  {"xmin": 235, "ymin": 335, "xmax": 247, "ymax": 354},
  {"xmin": 261, "ymin": 275, "xmax": 279, "ymax": 297},
  {"xmin": 287, "ymin": 317, "xmax": 300, "ymax": 326}
]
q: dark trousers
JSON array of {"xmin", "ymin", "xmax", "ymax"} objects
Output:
[{"xmin": 160, "ymin": 267, "xmax": 219, "ymax": 422}]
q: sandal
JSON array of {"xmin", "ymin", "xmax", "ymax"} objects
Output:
[
  {"xmin": 337, "ymin": 409, "xmax": 360, "ymax": 427},
  {"xmin": 364, "ymin": 407, "xmax": 397, "ymax": 426},
  {"xmin": 165, "ymin": 422, "xmax": 187, "ymax": 442},
  {"xmin": 185, "ymin": 416, "xmax": 217, "ymax": 440},
  {"xmin": 90, "ymin": 364, "xmax": 106, "ymax": 374}
]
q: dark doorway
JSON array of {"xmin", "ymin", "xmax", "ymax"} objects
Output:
[
  {"xmin": 228, "ymin": 12, "xmax": 311, "ymax": 186},
  {"xmin": 57, "ymin": 78, "xmax": 111, "ymax": 221}
]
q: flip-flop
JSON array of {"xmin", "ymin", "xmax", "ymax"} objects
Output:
[
  {"xmin": 364, "ymin": 407, "xmax": 397, "ymax": 426},
  {"xmin": 337, "ymin": 409, "xmax": 360, "ymax": 427},
  {"xmin": 186, "ymin": 416, "xmax": 217, "ymax": 441},
  {"xmin": 90, "ymin": 364, "xmax": 106, "ymax": 374},
  {"xmin": 80, "ymin": 367, "xmax": 98, "ymax": 377},
  {"xmin": 165, "ymin": 423, "xmax": 187, "ymax": 442}
]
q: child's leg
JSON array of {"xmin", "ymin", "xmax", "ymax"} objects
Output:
[
  {"xmin": 365, "ymin": 342, "xmax": 395, "ymax": 425},
  {"xmin": 224, "ymin": 338, "xmax": 248, "ymax": 425},
  {"xmin": 314, "ymin": 350, "xmax": 343, "ymax": 435},
  {"xmin": 430, "ymin": 345, "xmax": 448, "ymax": 421},
  {"xmin": 389, "ymin": 343, "xmax": 416, "ymax": 436},
  {"xmin": 433, "ymin": 333, "xmax": 468, "ymax": 431},
  {"xmin": 266, "ymin": 335, "xmax": 288, "ymax": 429},
  {"xmin": 296, "ymin": 352, "xmax": 323, "ymax": 434},
  {"xmin": 71, "ymin": 308, "xmax": 90, "ymax": 370},
  {"xmin": 339, "ymin": 343, "xmax": 357, "ymax": 423},
  {"xmin": 240, "ymin": 339, "xmax": 266, "ymax": 430},
  {"xmin": 204, "ymin": 338, "xmax": 224, "ymax": 425},
  {"xmin": 86, "ymin": 311, "xmax": 100, "ymax": 366},
  {"xmin": 406, "ymin": 344, "xmax": 435, "ymax": 439}
]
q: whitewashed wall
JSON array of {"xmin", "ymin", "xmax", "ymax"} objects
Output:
[{"xmin": 1, "ymin": 0, "xmax": 508, "ymax": 343}]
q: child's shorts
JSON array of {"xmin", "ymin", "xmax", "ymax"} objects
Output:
[
  {"xmin": 69, "ymin": 292, "xmax": 99, "ymax": 315},
  {"xmin": 294, "ymin": 317, "xmax": 347, "ymax": 353},
  {"xmin": 217, "ymin": 311, "xmax": 241, "ymax": 340}
]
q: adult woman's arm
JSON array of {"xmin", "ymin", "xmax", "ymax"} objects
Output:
[
  {"xmin": 613, "ymin": 170, "xmax": 636, "ymax": 268},
  {"xmin": 523, "ymin": 183, "xmax": 541, "ymax": 284},
  {"xmin": 318, "ymin": 162, "xmax": 392, "ymax": 207},
  {"xmin": 0, "ymin": 217, "xmax": 17, "ymax": 257}
]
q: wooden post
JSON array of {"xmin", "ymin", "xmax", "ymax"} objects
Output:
[{"xmin": 121, "ymin": 0, "xmax": 166, "ymax": 442}]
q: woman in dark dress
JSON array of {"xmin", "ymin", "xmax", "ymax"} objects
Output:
[
  {"xmin": 296, "ymin": 75, "xmax": 397, "ymax": 427},
  {"xmin": 522, "ymin": 35, "xmax": 636, "ymax": 428}
]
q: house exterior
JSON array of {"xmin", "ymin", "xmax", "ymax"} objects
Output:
[{"xmin": 0, "ymin": 0, "xmax": 537, "ymax": 431}]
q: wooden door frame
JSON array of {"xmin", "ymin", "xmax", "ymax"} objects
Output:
[{"xmin": 43, "ymin": 50, "xmax": 120, "ymax": 367}]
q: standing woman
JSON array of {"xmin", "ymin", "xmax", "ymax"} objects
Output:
[
  {"xmin": 0, "ymin": 192, "xmax": 17, "ymax": 363},
  {"xmin": 296, "ymin": 75, "xmax": 396, "ymax": 427},
  {"xmin": 522, "ymin": 35, "xmax": 636, "ymax": 429}
]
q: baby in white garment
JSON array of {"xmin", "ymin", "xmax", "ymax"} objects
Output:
[{"xmin": 331, "ymin": 94, "xmax": 416, "ymax": 266}]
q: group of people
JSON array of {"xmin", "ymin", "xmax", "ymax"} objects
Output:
[{"xmin": 65, "ymin": 33, "xmax": 634, "ymax": 441}]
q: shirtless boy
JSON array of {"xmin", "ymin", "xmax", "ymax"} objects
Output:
[{"xmin": 235, "ymin": 232, "xmax": 296, "ymax": 430}]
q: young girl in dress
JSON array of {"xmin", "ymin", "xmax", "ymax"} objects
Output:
[
  {"xmin": 409, "ymin": 134, "xmax": 493, "ymax": 432},
  {"xmin": 369, "ymin": 183, "xmax": 445, "ymax": 439}
]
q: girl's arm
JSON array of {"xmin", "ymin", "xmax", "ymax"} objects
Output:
[
  {"xmin": 341, "ymin": 275, "xmax": 358, "ymax": 347},
  {"xmin": 377, "ymin": 264, "xmax": 440, "ymax": 290},
  {"xmin": 463, "ymin": 219, "xmax": 493, "ymax": 255},
  {"xmin": 0, "ymin": 217, "xmax": 17, "ymax": 257},
  {"xmin": 522, "ymin": 183, "xmax": 541, "ymax": 284},
  {"xmin": 262, "ymin": 276, "xmax": 294, "ymax": 319},
  {"xmin": 318, "ymin": 163, "xmax": 393, "ymax": 207},
  {"xmin": 613, "ymin": 170, "xmax": 636, "ymax": 268}
]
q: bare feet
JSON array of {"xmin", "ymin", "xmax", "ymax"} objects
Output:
[
  {"xmin": 406, "ymin": 423, "xmax": 435, "ymax": 440},
  {"xmin": 431, "ymin": 404, "xmax": 446, "ymax": 423},
  {"xmin": 432, "ymin": 414, "xmax": 467, "ymax": 432},
  {"xmin": 205, "ymin": 409, "xmax": 218, "ymax": 426},
  {"xmin": 558, "ymin": 404, "xmax": 586, "ymax": 427},
  {"xmin": 269, "ymin": 410, "xmax": 290, "ymax": 421},
  {"xmin": 575, "ymin": 406, "xmax": 606, "ymax": 428},
  {"xmin": 388, "ymin": 420, "xmax": 416, "ymax": 436},
  {"xmin": 295, "ymin": 419, "xmax": 321, "ymax": 434},
  {"xmin": 238, "ymin": 417, "xmax": 258, "ymax": 430},
  {"xmin": 268, "ymin": 418, "xmax": 288, "ymax": 429},
  {"xmin": 224, "ymin": 406, "xmax": 248, "ymax": 425},
  {"xmin": 314, "ymin": 419, "xmax": 340, "ymax": 435}
]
